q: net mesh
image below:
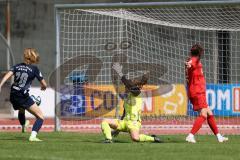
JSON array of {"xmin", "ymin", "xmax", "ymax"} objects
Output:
[{"xmin": 56, "ymin": 4, "xmax": 240, "ymax": 133}]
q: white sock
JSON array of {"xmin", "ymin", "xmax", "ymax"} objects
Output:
[
  {"xmin": 31, "ymin": 131, "xmax": 38, "ymax": 138},
  {"xmin": 188, "ymin": 133, "xmax": 194, "ymax": 138},
  {"xmin": 216, "ymin": 133, "xmax": 222, "ymax": 139}
]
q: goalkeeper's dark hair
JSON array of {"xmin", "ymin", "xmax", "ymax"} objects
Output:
[
  {"xmin": 190, "ymin": 44, "xmax": 204, "ymax": 57},
  {"xmin": 133, "ymin": 74, "xmax": 148, "ymax": 87}
]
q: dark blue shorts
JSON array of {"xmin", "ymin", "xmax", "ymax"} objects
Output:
[{"xmin": 10, "ymin": 91, "xmax": 34, "ymax": 110}]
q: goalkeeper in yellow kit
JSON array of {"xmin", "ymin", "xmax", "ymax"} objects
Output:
[{"xmin": 101, "ymin": 63, "xmax": 161, "ymax": 143}]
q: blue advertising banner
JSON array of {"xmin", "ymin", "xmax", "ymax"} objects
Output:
[
  {"xmin": 188, "ymin": 84, "xmax": 240, "ymax": 116},
  {"xmin": 60, "ymin": 85, "xmax": 86, "ymax": 116}
]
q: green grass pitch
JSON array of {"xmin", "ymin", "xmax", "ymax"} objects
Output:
[{"xmin": 0, "ymin": 132, "xmax": 239, "ymax": 160}]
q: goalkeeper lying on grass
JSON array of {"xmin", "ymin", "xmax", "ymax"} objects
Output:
[{"xmin": 101, "ymin": 63, "xmax": 161, "ymax": 143}]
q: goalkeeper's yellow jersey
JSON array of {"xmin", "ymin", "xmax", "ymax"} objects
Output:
[{"xmin": 123, "ymin": 93, "xmax": 143, "ymax": 122}]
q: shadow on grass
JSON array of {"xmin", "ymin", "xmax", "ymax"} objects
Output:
[
  {"xmin": 80, "ymin": 138, "xmax": 185, "ymax": 144},
  {"xmin": 80, "ymin": 139, "xmax": 130, "ymax": 144},
  {"xmin": 0, "ymin": 136, "xmax": 27, "ymax": 141},
  {"xmin": 159, "ymin": 137, "xmax": 186, "ymax": 144}
]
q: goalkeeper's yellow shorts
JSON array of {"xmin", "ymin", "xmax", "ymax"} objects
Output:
[{"xmin": 115, "ymin": 119, "xmax": 141, "ymax": 132}]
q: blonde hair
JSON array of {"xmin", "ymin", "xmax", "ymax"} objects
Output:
[{"xmin": 23, "ymin": 48, "xmax": 40, "ymax": 64}]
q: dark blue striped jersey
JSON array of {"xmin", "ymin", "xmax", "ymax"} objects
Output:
[{"xmin": 10, "ymin": 63, "xmax": 43, "ymax": 94}]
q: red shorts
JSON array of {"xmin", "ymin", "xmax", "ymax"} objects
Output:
[{"xmin": 189, "ymin": 94, "xmax": 208, "ymax": 111}]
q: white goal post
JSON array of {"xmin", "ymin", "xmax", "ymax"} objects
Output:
[{"xmin": 54, "ymin": 1, "xmax": 240, "ymax": 134}]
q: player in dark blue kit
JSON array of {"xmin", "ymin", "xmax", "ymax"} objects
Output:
[{"xmin": 0, "ymin": 48, "xmax": 47, "ymax": 142}]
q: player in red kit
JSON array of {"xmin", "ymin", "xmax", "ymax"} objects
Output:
[{"xmin": 185, "ymin": 44, "xmax": 228, "ymax": 143}]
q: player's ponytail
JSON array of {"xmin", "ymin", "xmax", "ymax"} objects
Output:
[
  {"xmin": 140, "ymin": 74, "xmax": 148, "ymax": 86},
  {"xmin": 23, "ymin": 48, "xmax": 40, "ymax": 64}
]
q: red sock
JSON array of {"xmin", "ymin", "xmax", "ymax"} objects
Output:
[
  {"xmin": 190, "ymin": 115, "xmax": 206, "ymax": 135},
  {"xmin": 207, "ymin": 115, "xmax": 219, "ymax": 135}
]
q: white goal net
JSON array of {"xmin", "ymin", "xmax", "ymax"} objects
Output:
[{"xmin": 54, "ymin": 1, "xmax": 240, "ymax": 134}]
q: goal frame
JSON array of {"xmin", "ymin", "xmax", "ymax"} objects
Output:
[
  {"xmin": 54, "ymin": 0, "xmax": 240, "ymax": 132},
  {"xmin": 55, "ymin": 1, "xmax": 240, "ymax": 9}
]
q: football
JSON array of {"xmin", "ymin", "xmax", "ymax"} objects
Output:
[{"xmin": 31, "ymin": 95, "xmax": 41, "ymax": 106}]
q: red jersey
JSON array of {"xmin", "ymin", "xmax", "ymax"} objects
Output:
[{"xmin": 185, "ymin": 56, "xmax": 206, "ymax": 97}]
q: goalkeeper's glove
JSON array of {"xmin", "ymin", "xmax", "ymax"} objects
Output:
[{"xmin": 112, "ymin": 62, "xmax": 123, "ymax": 77}]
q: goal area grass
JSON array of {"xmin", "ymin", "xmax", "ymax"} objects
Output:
[{"xmin": 0, "ymin": 132, "xmax": 239, "ymax": 160}]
